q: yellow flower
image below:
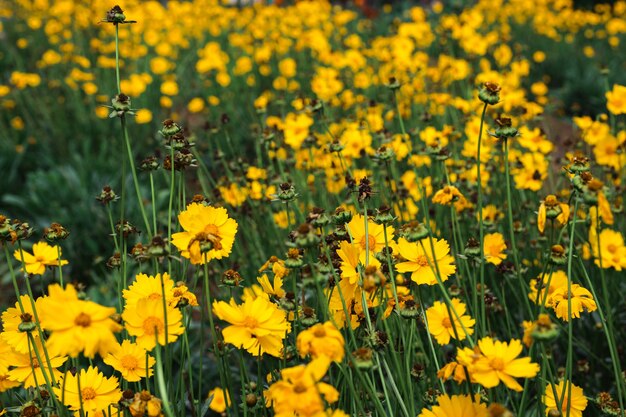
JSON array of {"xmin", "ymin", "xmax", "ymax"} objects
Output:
[
  {"xmin": 265, "ymin": 358, "xmax": 339, "ymax": 417},
  {"xmin": 13, "ymin": 241, "xmax": 68, "ymax": 275},
  {"xmin": 336, "ymin": 240, "xmax": 380, "ymax": 285},
  {"xmin": 257, "ymin": 273, "xmax": 286, "ymax": 299},
  {"xmin": 418, "ymin": 394, "xmax": 488, "ymax": 417},
  {"xmin": 483, "ymin": 233, "xmax": 507, "ymax": 265},
  {"xmin": 160, "ymin": 80, "xmax": 179, "ymax": 96},
  {"xmin": 282, "ymin": 112, "xmax": 313, "ymax": 150},
  {"xmin": 606, "ymin": 84, "xmax": 626, "ymax": 115},
  {"xmin": 213, "ymin": 296, "xmax": 290, "ymax": 357},
  {"xmin": 457, "ymin": 337, "xmax": 539, "ymax": 391},
  {"xmin": 7, "ymin": 339, "xmax": 67, "ymax": 389},
  {"xmin": 104, "ymin": 340, "xmax": 155, "ymax": 382},
  {"xmin": 187, "ymin": 97, "xmax": 205, "ymax": 113},
  {"xmin": 123, "ymin": 297, "xmax": 184, "ymax": 351},
  {"xmin": 432, "ymin": 185, "xmax": 463, "ymax": 205},
  {"xmin": 135, "ymin": 108, "xmax": 153, "ymax": 124},
  {"xmin": 39, "ymin": 284, "xmax": 121, "ymax": 358},
  {"xmin": 426, "ymin": 299, "xmax": 475, "ymax": 345},
  {"xmin": 528, "ymin": 270, "xmax": 568, "ymax": 306},
  {"xmin": 296, "ymin": 321, "xmax": 345, "ymax": 362},
  {"xmin": 1, "ymin": 295, "xmax": 43, "ymax": 354},
  {"xmin": 171, "ymin": 203, "xmax": 238, "ymax": 265},
  {"xmin": 54, "ymin": 366, "xmax": 122, "ymax": 415},
  {"xmin": 543, "ymin": 380, "xmax": 587, "ymax": 417},
  {"xmin": 123, "ymin": 272, "xmax": 175, "ymax": 309},
  {"xmin": 590, "ymin": 228, "xmax": 626, "ymax": 270},
  {"xmin": 395, "ymin": 237, "xmax": 456, "ymax": 285},
  {"xmin": 537, "ymin": 195, "xmax": 570, "ymax": 233},
  {"xmin": 208, "ymin": 387, "xmax": 231, "ymax": 413},
  {"xmin": 346, "ymin": 214, "xmax": 394, "ymax": 258},
  {"xmin": 548, "ymin": 284, "xmax": 597, "ymax": 321},
  {"xmin": 129, "ymin": 390, "xmax": 163, "ymax": 417}
]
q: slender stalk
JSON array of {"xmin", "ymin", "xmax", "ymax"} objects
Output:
[{"xmin": 476, "ymin": 102, "xmax": 488, "ymax": 335}]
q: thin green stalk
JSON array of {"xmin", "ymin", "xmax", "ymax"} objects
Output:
[{"xmin": 476, "ymin": 102, "xmax": 488, "ymax": 335}]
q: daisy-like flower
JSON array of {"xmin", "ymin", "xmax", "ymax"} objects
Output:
[
  {"xmin": 212, "ymin": 296, "xmax": 290, "ymax": 357},
  {"xmin": 265, "ymin": 357, "xmax": 339, "ymax": 417},
  {"xmin": 104, "ymin": 340, "xmax": 155, "ymax": 382},
  {"xmin": 257, "ymin": 273, "xmax": 286, "ymax": 299},
  {"xmin": 547, "ymin": 284, "xmax": 597, "ymax": 321},
  {"xmin": 39, "ymin": 284, "xmax": 121, "ymax": 358},
  {"xmin": 528, "ymin": 270, "xmax": 568, "ymax": 306},
  {"xmin": 336, "ymin": 240, "xmax": 380, "ymax": 285},
  {"xmin": 6, "ymin": 339, "xmax": 67, "ymax": 388},
  {"xmin": 426, "ymin": 299, "xmax": 475, "ymax": 345},
  {"xmin": 457, "ymin": 337, "xmax": 539, "ymax": 391},
  {"xmin": 537, "ymin": 195, "xmax": 570, "ymax": 233},
  {"xmin": 171, "ymin": 203, "xmax": 238, "ymax": 264},
  {"xmin": 432, "ymin": 185, "xmax": 463, "ymax": 205},
  {"xmin": 296, "ymin": 321, "xmax": 345, "ymax": 362},
  {"xmin": 1, "ymin": 294, "xmax": 43, "ymax": 354},
  {"xmin": 53, "ymin": 366, "xmax": 122, "ymax": 415},
  {"xmin": 395, "ymin": 237, "xmax": 456, "ymax": 285},
  {"xmin": 418, "ymin": 394, "xmax": 488, "ymax": 417},
  {"xmin": 590, "ymin": 228, "xmax": 626, "ymax": 271},
  {"xmin": 123, "ymin": 273, "xmax": 175, "ymax": 309},
  {"xmin": 543, "ymin": 380, "xmax": 588, "ymax": 417},
  {"xmin": 13, "ymin": 241, "xmax": 68, "ymax": 275},
  {"xmin": 122, "ymin": 297, "xmax": 185, "ymax": 351},
  {"xmin": 483, "ymin": 233, "xmax": 507, "ymax": 265},
  {"xmin": 346, "ymin": 214, "xmax": 394, "ymax": 257},
  {"xmin": 129, "ymin": 390, "xmax": 163, "ymax": 417},
  {"xmin": 606, "ymin": 83, "xmax": 626, "ymax": 115},
  {"xmin": 208, "ymin": 387, "xmax": 231, "ymax": 413}
]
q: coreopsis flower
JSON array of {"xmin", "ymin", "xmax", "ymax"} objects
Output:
[
  {"xmin": 123, "ymin": 273, "xmax": 175, "ymax": 308},
  {"xmin": 437, "ymin": 361, "xmax": 468, "ymax": 384},
  {"xmin": 129, "ymin": 390, "xmax": 163, "ymax": 417},
  {"xmin": 282, "ymin": 112, "xmax": 313, "ymax": 150},
  {"xmin": 13, "ymin": 241, "xmax": 68, "ymax": 275},
  {"xmin": 547, "ymin": 284, "xmax": 597, "ymax": 321},
  {"xmin": 528, "ymin": 270, "xmax": 568, "ymax": 305},
  {"xmin": 0, "ymin": 341, "xmax": 20, "ymax": 392},
  {"xmin": 122, "ymin": 298, "xmax": 185, "ymax": 351},
  {"xmin": 418, "ymin": 394, "xmax": 489, "ymax": 417},
  {"xmin": 171, "ymin": 203, "xmax": 238, "ymax": 265},
  {"xmin": 208, "ymin": 387, "xmax": 231, "ymax": 413},
  {"xmin": 1, "ymin": 294, "xmax": 43, "ymax": 353},
  {"xmin": 395, "ymin": 237, "xmax": 456, "ymax": 285},
  {"xmin": 336, "ymin": 240, "xmax": 380, "ymax": 284},
  {"xmin": 257, "ymin": 274, "xmax": 286, "ymax": 299},
  {"xmin": 483, "ymin": 233, "xmax": 507, "ymax": 265},
  {"xmin": 605, "ymin": 84, "xmax": 626, "ymax": 115},
  {"xmin": 537, "ymin": 195, "xmax": 570, "ymax": 233},
  {"xmin": 543, "ymin": 380, "xmax": 588, "ymax": 417},
  {"xmin": 265, "ymin": 358, "xmax": 339, "ymax": 417},
  {"xmin": 432, "ymin": 185, "xmax": 463, "ymax": 205},
  {"xmin": 6, "ymin": 340, "xmax": 67, "ymax": 388},
  {"xmin": 346, "ymin": 214, "xmax": 394, "ymax": 258},
  {"xmin": 259, "ymin": 256, "xmax": 290, "ymax": 281},
  {"xmin": 457, "ymin": 338, "xmax": 539, "ymax": 391},
  {"xmin": 426, "ymin": 299, "xmax": 475, "ymax": 345},
  {"xmin": 53, "ymin": 366, "xmax": 122, "ymax": 415},
  {"xmin": 103, "ymin": 340, "xmax": 155, "ymax": 382},
  {"xmin": 296, "ymin": 321, "xmax": 345, "ymax": 362},
  {"xmin": 212, "ymin": 296, "xmax": 290, "ymax": 357},
  {"xmin": 590, "ymin": 228, "xmax": 626, "ymax": 270},
  {"xmin": 38, "ymin": 284, "xmax": 121, "ymax": 358}
]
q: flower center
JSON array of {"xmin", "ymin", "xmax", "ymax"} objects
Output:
[
  {"xmin": 489, "ymin": 357, "xmax": 505, "ymax": 371},
  {"xmin": 360, "ymin": 234, "xmax": 377, "ymax": 251},
  {"xmin": 74, "ymin": 312, "xmax": 92, "ymax": 327},
  {"xmin": 442, "ymin": 317, "xmax": 452, "ymax": 329},
  {"xmin": 148, "ymin": 293, "xmax": 163, "ymax": 300},
  {"xmin": 31, "ymin": 358, "xmax": 40, "ymax": 368},
  {"xmin": 607, "ymin": 244, "xmax": 617, "ymax": 253},
  {"xmin": 314, "ymin": 327, "xmax": 326, "ymax": 338},
  {"xmin": 121, "ymin": 355, "xmax": 139, "ymax": 370},
  {"xmin": 243, "ymin": 316, "xmax": 258, "ymax": 329},
  {"xmin": 416, "ymin": 255, "xmax": 429, "ymax": 267},
  {"xmin": 81, "ymin": 387, "xmax": 97, "ymax": 400},
  {"xmin": 142, "ymin": 316, "xmax": 164, "ymax": 336},
  {"xmin": 293, "ymin": 383, "xmax": 308, "ymax": 394}
]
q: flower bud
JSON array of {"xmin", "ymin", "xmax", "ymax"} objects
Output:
[{"xmin": 478, "ymin": 82, "xmax": 501, "ymax": 105}]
